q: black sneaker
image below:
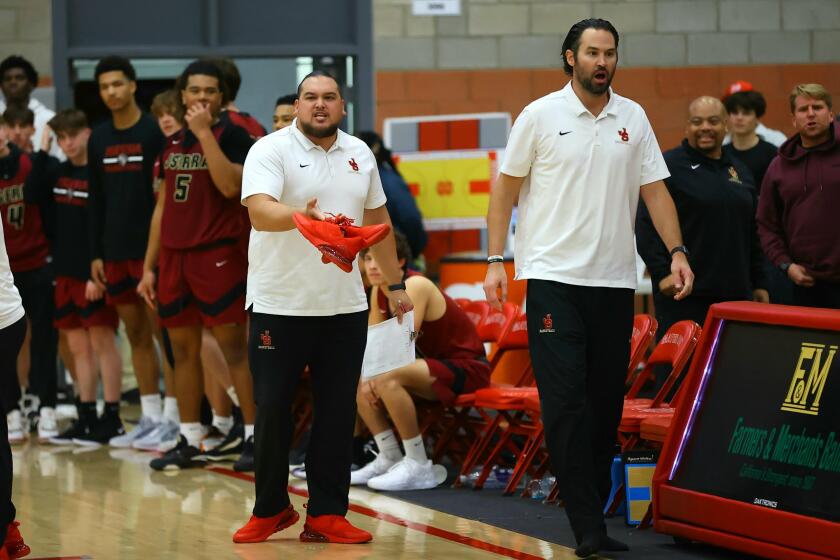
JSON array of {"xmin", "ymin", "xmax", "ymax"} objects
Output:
[
  {"xmin": 150, "ymin": 435, "xmax": 207, "ymax": 471},
  {"xmin": 197, "ymin": 424, "xmax": 244, "ymax": 462},
  {"xmin": 233, "ymin": 436, "xmax": 254, "ymax": 472},
  {"xmin": 73, "ymin": 416, "xmax": 125, "ymax": 447},
  {"xmin": 50, "ymin": 419, "xmax": 86, "ymax": 445}
]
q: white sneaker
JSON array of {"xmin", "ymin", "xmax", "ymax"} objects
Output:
[
  {"xmin": 37, "ymin": 407, "xmax": 59, "ymax": 441},
  {"xmin": 132, "ymin": 420, "xmax": 180, "ymax": 451},
  {"xmin": 290, "ymin": 466, "xmax": 307, "ymax": 480},
  {"xmin": 367, "ymin": 457, "xmax": 448, "ymax": 491},
  {"xmin": 109, "ymin": 415, "xmax": 158, "ymax": 448},
  {"xmin": 350, "ymin": 452, "xmax": 398, "ymax": 485},
  {"xmin": 7, "ymin": 410, "xmax": 27, "ymax": 444}
]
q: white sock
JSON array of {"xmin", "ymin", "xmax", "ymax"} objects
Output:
[
  {"xmin": 374, "ymin": 429, "xmax": 403, "ymax": 462},
  {"xmin": 181, "ymin": 422, "xmax": 206, "ymax": 449},
  {"xmin": 140, "ymin": 394, "xmax": 162, "ymax": 423},
  {"xmin": 244, "ymin": 424, "xmax": 254, "ymax": 440},
  {"xmin": 403, "ymin": 434, "xmax": 427, "ymax": 463},
  {"xmin": 213, "ymin": 415, "xmax": 234, "ymax": 435},
  {"xmin": 163, "ymin": 397, "xmax": 180, "ymax": 425},
  {"xmin": 226, "ymin": 386, "xmax": 240, "ymax": 407}
]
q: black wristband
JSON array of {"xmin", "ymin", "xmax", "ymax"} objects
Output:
[
  {"xmin": 670, "ymin": 245, "xmax": 689, "ymax": 258},
  {"xmin": 388, "ymin": 282, "xmax": 407, "ymax": 292}
]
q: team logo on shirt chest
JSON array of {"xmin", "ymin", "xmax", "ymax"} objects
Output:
[
  {"xmin": 618, "ymin": 128, "xmax": 630, "ymax": 142},
  {"xmin": 728, "ymin": 166, "xmax": 743, "ymax": 184},
  {"xmin": 348, "ymin": 158, "xmax": 360, "ymax": 173}
]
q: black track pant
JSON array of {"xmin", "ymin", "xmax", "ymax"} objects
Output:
[
  {"xmin": 792, "ymin": 281, "xmax": 840, "ymax": 309},
  {"xmin": 249, "ymin": 310, "xmax": 367, "ymax": 518},
  {"xmin": 1, "ymin": 316, "xmax": 27, "ymax": 544},
  {"xmin": 14, "ymin": 265, "xmax": 57, "ymax": 408},
  {"xmin": 526, "ymin": 280, "xmax": 633, "ymax": 538}
]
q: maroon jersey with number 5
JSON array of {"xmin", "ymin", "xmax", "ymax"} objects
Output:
[
  {"xmin": 0, "ymin": 147, "xmax": 50, "ymax": 272},
  {"xmin": 159, "ymin": 121, "xmax": 253, "ymax": 250}
]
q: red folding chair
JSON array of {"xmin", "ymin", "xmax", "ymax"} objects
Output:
[
  {"xmin": 627, "ymin": 314, "xmax": 658, "ymax": 384},
  {"xmin": 462, "ymin": 300, "xmax": 491, "ymax": 329}
]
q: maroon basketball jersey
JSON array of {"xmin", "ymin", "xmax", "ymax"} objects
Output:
[
  {"xmin": 226, "ymin": 111, "xmax": 267, "ymax": 140},
  {"xmin": 376, "ymin": 277, "xmax": 486, "ymax": 360},
  {"xmin": 159, "ymin": 123, "xmax": 251, "ymax": 250},
  {"xmin": 0, "ymin": 152, "xmax": 50, "ymax": 272}
]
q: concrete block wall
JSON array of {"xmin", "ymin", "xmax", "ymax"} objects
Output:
[
  {"xmin": 374, "ymin": 0, "xmax": 840, "ymax": 70},
  {"xmin": 0, "ymin": 0, "xmax": 52, "ymax": 85}
]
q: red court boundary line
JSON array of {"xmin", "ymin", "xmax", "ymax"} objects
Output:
[{"xmin": 208, "ymin": 467, "xmax": 547, "ymax": 560}]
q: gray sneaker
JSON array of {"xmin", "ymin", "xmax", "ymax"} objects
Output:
[
  {"xmin": 132, "ymin": 420, "xmax": 180, "ymax": 451},
  {"xmin": 109, "ymin": 416, "xmax": 158, "ymax": 448}
]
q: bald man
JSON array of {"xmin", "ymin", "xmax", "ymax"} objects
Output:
[{"xmin": 636, "ymin": 96, "xmax": 768, "ymax": 382}]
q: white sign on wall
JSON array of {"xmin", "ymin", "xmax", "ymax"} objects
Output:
[{"xmin": 412, "ymin": 0, "xmax": 461, "ymax": 16}]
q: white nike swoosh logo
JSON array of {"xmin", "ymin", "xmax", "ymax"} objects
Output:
[
  {"xmin": 215, "ymin": 260, "xmax": 228, "ymax": 267},
  {"xmin": 691, "ymin": 164, "xmax": 700, "ymax": 170}
]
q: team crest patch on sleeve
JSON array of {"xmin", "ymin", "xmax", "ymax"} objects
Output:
[
  {"xmin": 258, "ymin": 330, "xmax": 275, "ymax": 350},
  {"xmin": 539, "ymin": 313, "xmax": 555, "ymax": 333}
]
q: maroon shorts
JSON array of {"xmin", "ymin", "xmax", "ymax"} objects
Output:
[
  {"xmin": 104, "ymin": 259, "xmax": 144, "ymax": 305},
  {"xmin": 54, "ymin": 276, "xmax": 119, "ymax": 330},
  {"xmin": 157, "ymin": 242, "xmax": 247, "ymax": 328},
  {"xmin": 426, "ymin": 357, "xmax": 491, "ymax": 406}
]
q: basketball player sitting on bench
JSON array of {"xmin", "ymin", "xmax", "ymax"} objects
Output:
[{"xmin": 352, "ymin": 232, "xmax": 490, "ymax": 491}]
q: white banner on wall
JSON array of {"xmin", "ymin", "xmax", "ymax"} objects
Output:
[{"xmin": 412, "ymin": 0, "xmax": 461, "ymax": 16}]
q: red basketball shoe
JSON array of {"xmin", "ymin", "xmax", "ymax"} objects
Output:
[
  {"xmin": 294, "ymin": 213, "xmax": 390, "ymax": 273},
  {"xmin": 299, "ymin": 514, "xmax": 372, "ymax": 544},
  {"xmin": 3, "ymin": 521, "xmax": 30, "ymax": 559},
  {"xmin": 232, "ymin": 505, "xmax": 300, "ymax": 543}
]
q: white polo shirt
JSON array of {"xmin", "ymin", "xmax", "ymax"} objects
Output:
[
  {"xmin": 501, "ymin": 81, "xmax": 669, "ymax": 289},
  {"xmin": 0, "ymin": 222, "xmax": 24, "ymax": 330},
  {"xmin": 241, "ymin": 121, "xmax": 387, "ymax": 316}
]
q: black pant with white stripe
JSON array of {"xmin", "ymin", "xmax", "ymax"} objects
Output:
[
  {"xmin": 249, "ymin": 309, "xmax": 368, "ymax": 518},
  {"xmin": 526, "ymin": 280, "xmax": 633, "ymax": 539}
]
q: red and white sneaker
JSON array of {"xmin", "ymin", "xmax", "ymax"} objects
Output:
[
  {"xmin": 232, "ymin": 505, "xmax": 299, "ymax": 543},
  {"xmin": 4, "ymin": 521, "xmax": 30, "ymax": 559},
  {"xmin": 299, "ymin": 514, "xmax": 372, "ymax": 544},
  {"xmin": 293, "ymin": 213, "xmax": 390, "ymax": 273}
]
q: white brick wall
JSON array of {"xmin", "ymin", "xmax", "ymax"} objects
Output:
[
  {"xmin": 0, "ymin": 0, "xmax": 51, "ymax": 76},
  {"xmin": 374, "ymin": 0, "xmax": 840, "ymax": 70}
]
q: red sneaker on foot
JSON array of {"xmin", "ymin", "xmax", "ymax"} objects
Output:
[
  {"xmin": 293, "ymin": 213, "xmax": 390, "ymax": 273},
  {"xmin": 4, "ymin": 521, "xmax": 30, "ymax": 559},
  {"xmin": 0, "ymin": 545, "xmax": 9, "ymax": 560},
  {"xmin": 232, "ymin": 505, "xmax": 300, "ymax": 543},
  {"xmin": 300, "ymin": 514, "xmax": 372, "ymax": 544}
]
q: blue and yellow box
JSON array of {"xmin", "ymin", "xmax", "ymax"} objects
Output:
[{"xmin": 623, "ymin": 450, "xmax": 658, "ymax": 525}]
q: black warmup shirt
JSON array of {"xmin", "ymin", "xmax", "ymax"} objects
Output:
[
  {"xmin": 723, "ymin": 139, "xmax": 778, "ymax": 193},
  {"xmin": 636, "ymin": 140, "xmax": 766, "ymax": 299},
  {"xmin": 25, "ymin": 151, "xmax": 93, "ymax": 280},
  {"xmin": 87, "ymin": 113, "xmax": 164, "ymax": 262}
]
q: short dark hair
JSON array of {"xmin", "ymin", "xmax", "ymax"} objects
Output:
[
  {"xmin": 3, "ymin": 106, "xmax": 34, "ymax": 127},
  {"xmin": 297, "ymin": 70, "xmax": 342, "ymax": 98},
  {"xmin": 561, "ymin": 18, "xmax": 620, "ymax": 77},
  {"xmin": 94, "ymin": 56, "xmax": 136, "ymax": 82},
  {"xmin": 48, "ymin": 109, "xmax": 88, "ymax": 134},
  {"xmin": 360, "ymin": 230, "xmax": 413, "ymax": 275},
  {"xmin": 177, "ymin": 60, "xmax": 230, "ymax": 103},
  {"xmin": 205, "ymin": 57, "xmax": 241, "ymax": 101},
  {"xmin": 275, "ymin": 93, "xmax": 298, "ymax": 107},
  {"xmin": 723, "ymin": 90, "xmax": 767, "ymax": 119},
  {"xmin": 0, "ymin": 55, "xmax": 38, "ymax": 86}
]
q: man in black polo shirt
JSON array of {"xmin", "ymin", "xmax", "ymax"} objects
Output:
[{"xmin": 637, "ymin": 96, "xmax": 768, "ymax": 350}]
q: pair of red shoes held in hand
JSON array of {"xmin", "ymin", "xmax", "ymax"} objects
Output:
[{"xmin": 293, "ymin": 212, "xmax": 389, "ymax": 273}]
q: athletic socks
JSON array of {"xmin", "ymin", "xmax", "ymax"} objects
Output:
[
  {"xmin": 213, "ymin": 414, "xmax": 234, "ymax": 435},
  {"xmin": 104, "ymin": 401, "xmax": 121, "ymax": 422},
  {"xmin": 226, "ymin": 386, "xmax": 240, "ymax": 407},
  {"xmin": 163, "ymin": 396, "xmax": 180, "ymax": 425},
  {"xmin": 140, "ymin": 394, "xmax": 163, "ymax": 423},
  {"xmin": 181, "ymin": 422, "xmax": 206, "ymax": 449},
  {"xmin": 244, "ymin": 424, "xmax": 254, "ymax": 440},
  {"xmin": 403, "ymin": 434, "xmax": 428, "ymax": 463},
  {"xmin": 373, "ymin": 429, "xmax": 403, "ymax": 462}
]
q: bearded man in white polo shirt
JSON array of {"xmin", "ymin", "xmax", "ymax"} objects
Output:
[
  {"xmin": 234, "ymin": 71, "xmax": 412, "ymax": 546},
  {"xmin": 484, "ymin": 19, "xmax": 694, "ymax": 558}
]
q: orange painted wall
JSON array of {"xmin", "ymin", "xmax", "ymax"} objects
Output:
[
  {"xmin": 376, "ymin": 63, "xmax": 840, "ymax": 265},
  {"xmin": 376, "ymin": 63, "xmax": 840, "ymax": 155}
]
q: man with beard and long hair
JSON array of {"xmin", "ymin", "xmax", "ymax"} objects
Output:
[
  {"xmin": 484, "ymin": 19, "xmax": 694, "ymax": 558},
  {"xmin": 637, "ymin": 97, "xmax": 767, "ymax": 387},
  {"xmin": 233, "ymin": 71, "xmax": 411, "ymax": 545}
]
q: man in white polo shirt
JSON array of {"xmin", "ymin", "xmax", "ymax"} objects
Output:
[
  {"xmin": 233, "ymin": 71, "xmax": 412, "ymax": 546},
  {"xmin": 484, "ymin": 19, "xmax": 694, "ymax": 558}
]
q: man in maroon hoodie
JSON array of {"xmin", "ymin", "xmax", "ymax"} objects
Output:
[{"xmin": 757, "ymin": 83, "xmax": 840, "ymax": 309}]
